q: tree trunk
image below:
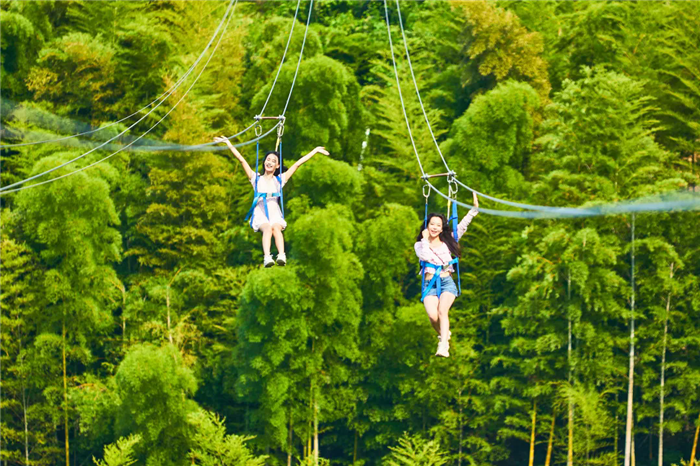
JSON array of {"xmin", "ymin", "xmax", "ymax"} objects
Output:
[
  {"xmin": 121, "ymin": 284, "xmax": 127, "ymax": 349},
  {"xmin": 166, "ymin": 268, "xmax": 182, "ymax": 345},
  {"xmin": 624, "ymin": 215, "xmax": 636, "ymax": 466},
  {"xmin": 166, "ymin": 284, "xmax": 173, "ymax": 345},
  {"xmin": 529, "ymin": 400, "xmax": 537, "ymax": 466},
  {"xmin": 62, "ymin": 321, "xmax": 70, "ymax": 466},
  {"xmin": 314, "ymin": 395, "xmax": 319, "ymax": 466},
  {"xmin": 22, "ymin": 385, "xmax": 29, "ymax": 466},
  {"xmin": 690, "ymin": 411, "xmax": 700, "ymax": 466},
  {"xmin": 353, "ymin": 431, "xmax": 358, "ymax": 465},
  {"xmin": 309, "ymin": 342, "xmax": 314, "ymax": 463},
  {"xmin": 458, "ymin": 388, "xmax": 464, "ymax": 466},
  {"xmin": 615, "ymin": 392, "xmax": 619, "ymax": 466},
  {"xmin": 567, "ymin": 271, "xmax": 574, "ymax": 466},
  {"xmin": 658, "ymin": 263, "xmax": 674, "ymax": 466},
  {"xmin": 18, "ymin": 325, "xmax": 30, "ymax": 466},
  {"xmin": 545, "ymin": 408, "xmax": 555, "ymax": 466},
  {"xmin": 288, "ymin": 410, "xmax": 293, "ymax": 466}
]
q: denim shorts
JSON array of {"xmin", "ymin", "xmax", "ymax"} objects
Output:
[{"xmin": 423, "ymin": 275, "xmax": 458, "ymax": 298}]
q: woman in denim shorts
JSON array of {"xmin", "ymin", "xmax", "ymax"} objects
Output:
[{"xmin": 414, "ymin": 192, "xmax": 479, "ymax": 357}]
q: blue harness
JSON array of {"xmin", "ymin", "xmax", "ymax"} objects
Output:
[
  {"xmin": 244, "ymin": 176, "xmax": 283, "ymax": 227},
  {"xmin": 244, "ymin": 140, "xmax": 285, "ymax": 228},
  {"xmin": 420, "ymin": 199, "xmax": 462, "ymax": 302}
]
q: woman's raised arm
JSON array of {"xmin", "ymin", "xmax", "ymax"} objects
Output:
[
  {"xmin": 214, "ymin": 136, "xmax": 256, "ymax": 181},
  {"xmin": 283, "ymin": 146, "xmax": 329, "ymax": 182},
  {"xmin": 456, "ymin": 192, "xmax": 479, "ymax": 240}
]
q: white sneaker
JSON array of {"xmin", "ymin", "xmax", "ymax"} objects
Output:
[
  {"xmin": 264, "ymin": 255, "xmax": 275, "ymax": 267},
  {"xmin": 276, "ymin": 253, "xmax": 287, "ymax": 266},
  {"xmin": 435, "ymin": 341, "xmax": 450, "ymax": 358}
]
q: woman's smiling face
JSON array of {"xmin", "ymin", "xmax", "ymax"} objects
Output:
[
  {"xmin": 264, "ymin": 153, "xmax": 279, "ymax": 173},
  {"xmin": 427, "ymin": 216, "xmax": 443, "ymax": 237}
]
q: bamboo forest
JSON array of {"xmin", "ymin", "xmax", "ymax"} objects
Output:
[{"xmin": 1, "ymin": 0, "xmax": 700, "ymax": 465}]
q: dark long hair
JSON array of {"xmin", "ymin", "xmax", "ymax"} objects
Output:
[
  {"xmin": 416, "ymin": 213, "xmax": 461, "ymax": 257},
  {"xmin": 259, "ymin": 151, "xmax": 285, "ymax": 177}
]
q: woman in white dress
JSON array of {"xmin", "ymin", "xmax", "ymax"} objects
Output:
[{"xmin": 215, "ymin": 136, "xmax": 328, "ymax": 267}]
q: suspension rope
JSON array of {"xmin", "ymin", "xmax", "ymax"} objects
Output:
[
  {"xmin": 0, "ymin": 0, "xmax": 240, "ymax": 195},
  {"xmin": 260, "ymin": 0, "xmax": 303, "ymax": 116},
  {"xmin": 282, "ymin": 0, "xmax": 314, "ymax": 117},
  {"xmin": 382, "ymin": 0, "xmax": 426, "ymax": 177},
  {"xmin": 384, "ymin": 0, "xmax": 700, "ymax": 219},
  {"xmin": 394, "ymin": 0, "xmax": 451, "ymax": 173},
  {"xmin": 0, "ymin": 122, "xmax": 280, "ymax": 196},
  {"xmin": 3, "ymin": 0, "xmax": 236, "ymax": 149},
  {"xmin": 3, "ymin": 0, "xmax": 303, "ymax": 150}
]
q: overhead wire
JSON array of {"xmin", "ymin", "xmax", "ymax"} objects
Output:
[
  {"xmin": 1, "ymin": 0, "xmax": 305, "ymax": 157},
  {"xmin": 3, "ymin": 1, "xmax": 238, "ymax": 149},
  {"xmin": 1, "ymin": 0, "xmax": 316, "ymax": 195},
  {"xmin": 387, "ymin": 0, "xmax": 700, "ymax": 219},
  {"xmin": 0, "ymin": 0, "xmax": 240, "ymax": 195}
]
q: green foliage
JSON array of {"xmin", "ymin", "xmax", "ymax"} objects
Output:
[
  {"xmin": 133, "ymin": 150, "xmax": 231, "ymax": 271},
  {"xmin": 0, "ymin": 10, "xmax": 45, "ymax": 95},
  {"xmin": 242, "ymin": 15, "xmax": 323, "ymax": 109},
  {"xmin": 445, "ymin": 80, "xmax": 540, "ymax": 196},
  {"xmin": 0, "ymin": 239, "xmax": 55, "ymax": 464},
  {"xmin": 288, "ymin": 155, "xmax": 363, "ymax": 209},
  {"xmin": 114, "ymin": 344, "xmax": 198, "ymax": 465},
  {"xmin": 2, "ymin": 2, "xmax": 700, "ymax": 465},
  {"xmin": 383, "ymin": 434, "xmax": 447, "ymax": 466},
  {"xmin": 534, "ymin": 66, "xmax": 686, "ymax": 205},
  {"xmin": 27, "ymin": 32, "xmax": 119, "ymax": 120},
  {"xmin": 187, "ymin": 410, "xmax": 267, "ymax": 466},
  {"xmin": 251, "ymin": 55, "xmax": 366, "ymax": 163},
  {"xmin": 93, "ymin": 434, "xmax": 141, "ymax": 466},
  {"xmin": 457, "ymin": 0, "xmax": 551, "ymax": 100}
]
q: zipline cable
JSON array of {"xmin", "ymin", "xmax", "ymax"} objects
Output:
[
  {"xmin": 3, "ymin": 0, "xmax": 237, "ymax": 149},
  {"xmin": 0, "ymin": 123, "xmax": 281, "ymax": 196},
  {"xmin": 3, "ymin": 0, "xmax": 303, "ymax": 150},
  {"xmin": 130, "ymin": 0, "xmax": 312, "ymax": 152},
  {"xmin": 260, "ymin": 0, "xmax": 303, "ymax": 117},
  {"xmin": 282, "ymin": 0, "xmax": 314, "ymax": 117},
  {"xmin": 393, "ymin": 0, "xmax": 451, "ymax": 174},
  {"xmin": 394, "ymin": 0, "xmax": 572, "ymax": 214},
  {"xmin": 1, "ymin": 0, "xmax": 315, "ymax": 196},
  {"xmin": 384, "ymin": 0, "xmax": 700, "ymax": 219},
  {"xmin": 0, "ymin": 0, "xmax": 240, "ymax": 195}
]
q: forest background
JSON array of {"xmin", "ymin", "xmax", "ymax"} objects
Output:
[{"xmin": 1, "ymin": 1, "xmax": 699, "ymax": 465}]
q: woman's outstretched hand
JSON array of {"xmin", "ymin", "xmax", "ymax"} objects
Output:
[
  {"xmin": 310, "ymin": 146, "xmax": 329, "ymax": 156},
  {"xmin": 422, "ymin": 228, "xmax": 429, "ymax": 239},
  {"xmin": 473, "ymin": 191, "xmax": 479, "ymax": 210},
  {"xmin": 213, "ymin": 136, "xmax": 245, "ymax": 167}
]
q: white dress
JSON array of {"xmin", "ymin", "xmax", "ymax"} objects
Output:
[{"xmin": 249, "ymin": 172, "xmax": 287, "ymax": 232}]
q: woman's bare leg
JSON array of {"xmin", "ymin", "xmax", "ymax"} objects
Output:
[
  {"xmin": 437, "ymin": 292, "xmax": 456, "ymax": 342},
  {"xmin": 259, "ymin": 223, "xmax": 272, "ymax": 256},
  {"xmin": 271, "ymin": 223, "xmax": 285, "ymax": 254},
  {"xmin": 423, "ymin": 296, "xmax": 440, "ymax": 334}
]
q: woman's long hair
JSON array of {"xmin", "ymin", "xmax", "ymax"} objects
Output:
[
  {"xmin": 260, "ymin": 151, "xmax": 285, "ymax": 177},
  {"xmin": 415, "ymin": 213, "xmax": 461, "ymax": 257}
]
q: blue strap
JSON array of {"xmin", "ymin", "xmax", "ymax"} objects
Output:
[
  {"xmin": 248, "ymin": 141, "xmax": 261, "ymax": 227},
  {"xmin": 420, "ymin": 258, "xmax": 458, "ymax": 302},
  {"xmin": 245, "ymin": 192, "xmax": 281, "ymax": 225},
  {"xmin": 451, "ymin": 201, "xmax": 462, "ymax": 297},
  {"xmin": 421, "ymin": 199, "xmax": 428, "ymax": 295},
  {"xmin": 246, "ymin": 139, "xmax": 284, "ymax": 228},
  {"xmin": 421, "ymin": 262, "xmax": 442, "ymax": 302},
  {"xmin": 279, "ymin": 142, "xmax": 285, "ymax": 218}
]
